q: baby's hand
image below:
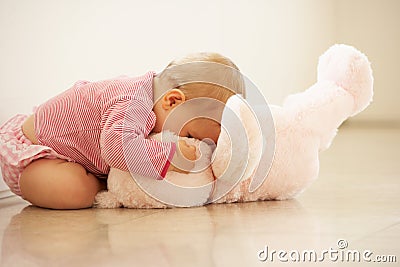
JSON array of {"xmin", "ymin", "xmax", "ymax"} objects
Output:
[{"xmin": 168, "ymin": 140, "xmax": 197, "ymax": 174}]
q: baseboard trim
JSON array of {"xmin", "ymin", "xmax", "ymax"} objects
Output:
[
  {"xmin": 0, "ymin": 190, "xmax": 13, "ymax": 199},
  {"xmin": 342, "ymin": 119, "xmax": 400, "ymax": 128}
]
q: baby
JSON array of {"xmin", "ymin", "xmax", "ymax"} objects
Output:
[{"xmin": 0, "ymin": 53, "xmax": 243, "ymax": 209}]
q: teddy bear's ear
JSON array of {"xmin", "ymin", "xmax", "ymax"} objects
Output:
[{"xmin": 222, "ymin": 95, "xmax": 271, "ymax": 193}]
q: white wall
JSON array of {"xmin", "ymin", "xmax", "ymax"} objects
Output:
[
  {"xmin": 335, "ymin": 0, "xmax": 400, "ymax": 122},
  {"xmin": 0, "ymin": 0, "xmax": 397, "ymax": 191},
  {"xmin": 0, "ymin": 0, "xmax": 337, "ymax": 123}
]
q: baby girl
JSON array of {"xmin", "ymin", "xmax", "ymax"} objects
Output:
[{"xmin": 0, "ymin": 53, "xmax": 243, "ymax": 209}]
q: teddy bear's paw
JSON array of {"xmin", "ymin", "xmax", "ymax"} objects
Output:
[
  {"xmin": 93, "ymin": 190, "xmax": 122, "ymax": 208},
  {"xmin": 317, "ymin": 44, "xmax": 373, "ymax": 114}
]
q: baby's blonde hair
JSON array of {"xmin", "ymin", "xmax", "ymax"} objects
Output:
[{"xmin": 159, "ymin": 52, "xmax": 244, "ymax": 103}]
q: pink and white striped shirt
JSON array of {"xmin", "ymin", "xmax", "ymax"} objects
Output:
[{"xmin": 34, "ymin": 71, "xmax": 176, "ymax": 179}]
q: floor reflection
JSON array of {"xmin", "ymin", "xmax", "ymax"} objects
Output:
[{"xmin": 1, "ymin": 200, "xmax": 319, "ymax": 267}]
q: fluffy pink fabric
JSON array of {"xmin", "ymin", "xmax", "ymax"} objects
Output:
[{"xmin": 94, "ymin": 44, "xmax": 373, "ymax": 208}]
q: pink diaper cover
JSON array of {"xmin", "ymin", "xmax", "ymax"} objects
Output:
[{"xmin": 0, "ymin": 114, "xmax": 73, "ymax": 197}]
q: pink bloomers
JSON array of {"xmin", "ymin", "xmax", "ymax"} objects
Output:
[{"xmin": 0, "ymin": 114, "xmax": 73, "ymax": 197}]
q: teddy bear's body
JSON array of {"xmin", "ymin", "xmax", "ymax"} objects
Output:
[{"xmin": 94, "ymin": 44, "xmax": 373, "ymax": 209}]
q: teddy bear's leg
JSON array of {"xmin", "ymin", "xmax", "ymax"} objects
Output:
[
  {"xmin": 317, "ymin": 44, "xmax": 373, "ymax": 115},
  {"xmin": 283, "ymin": 45, "xmax": 373, "ymax": 151},
  {"xmin": 283, "ymin": 81, "xmax": 355, "ymax": 151}
]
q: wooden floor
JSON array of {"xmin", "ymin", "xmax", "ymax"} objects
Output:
[{"xmin": 0, "ymin": 126, "xmax": 399, "ymax": 267}]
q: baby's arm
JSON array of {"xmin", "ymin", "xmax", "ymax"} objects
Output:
[
  {"xmin": 168, "ymin": 140, "xmax": 197, "ymax": 173},
  {"xmin": 101, "ymin": 98, "xmax": 176, "ymax": 179}
]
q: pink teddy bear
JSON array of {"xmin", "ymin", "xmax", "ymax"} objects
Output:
[{"xmin": 94, "ymin": 44, "xmax": 373, "ymax": 208}]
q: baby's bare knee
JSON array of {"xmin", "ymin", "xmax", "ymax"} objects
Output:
[
  {"xmin": 64, "ymin": 170, "xmax": 102, "ymax": 209},
  {"xmin": 20, "ymin": 159, "xmax": 103, "ymax": 209}
]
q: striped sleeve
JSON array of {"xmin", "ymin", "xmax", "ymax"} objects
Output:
[{"xmin": 100, "ymin": 97, "xmax": 176, "ymax": 179}]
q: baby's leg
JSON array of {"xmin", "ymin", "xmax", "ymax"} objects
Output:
[{"xmin": 19, "ymin": 159, "xmax": 106, "ymax": 209}]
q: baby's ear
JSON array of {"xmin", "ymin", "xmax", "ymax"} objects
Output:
[{"xmin": 162, "ymin": 89, "xmax": 186, "ymax": 110}]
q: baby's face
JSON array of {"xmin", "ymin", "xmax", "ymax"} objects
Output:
[
  {"xmin": 179, "ymin": 118, "xmax": 221, "ymax": 144},
  {"xmin": 152, "ymin": 88, "xmax": 223, "ymax": 144}
]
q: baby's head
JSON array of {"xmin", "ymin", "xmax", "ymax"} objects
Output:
[{"xmin": 153, "ymin": 52, "xmax": 244, "ymax": 144}]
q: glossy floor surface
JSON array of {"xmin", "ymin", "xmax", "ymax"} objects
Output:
[{"xmin": 0, "ymin": 126, "xmax": 399, "ymax": 266}]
